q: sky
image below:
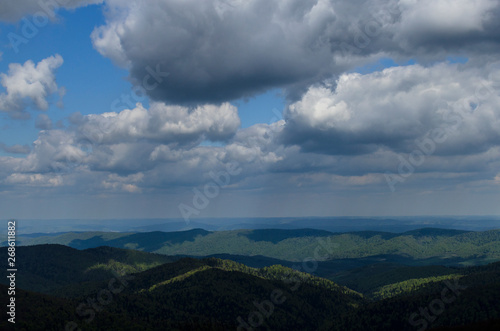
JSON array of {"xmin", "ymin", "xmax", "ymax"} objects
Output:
[{"xmin": 0, "ymin": 0, "xmax": 499, "ymax": 220}]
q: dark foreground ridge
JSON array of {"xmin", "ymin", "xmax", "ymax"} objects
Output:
[{"xmin": 0, "ymin": 242, "xmax": 499, "ymax": 330}]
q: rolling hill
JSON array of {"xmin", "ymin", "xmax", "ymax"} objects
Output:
[
  {"xmin": 1, "ymin": 244, "xmax": 500, "ymax": 330},
  {"xmin": 329, "ymin": 261, "xmax": 500, "ymax": 331},
  {"xmin": 0, "ymin": 244, "xmax": 176, "ymax": 296},
  {"xmin": 10, "ymin": 228, "xmax": 500, "ymax": 267},
  {"xmin": 0, "ymin": 245, "xmax": 365, "ymax": 330}
]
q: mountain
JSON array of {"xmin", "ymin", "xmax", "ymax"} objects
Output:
[
  {"xmin": 1, "ymin": 244, "xmax": 500, "ymax": 330},
  {"xmin": 330, "ymin": 263, "xmax": 460, "ymax": 298},
  {"xmin": 11, "ymin": 228, "xmax": 500, "ymax": 267},
  {"xmin": 0, "ymin": 244, "xmax": 176, "ymax": 296},
  {"xmin": 329, "ymin": 261, "xmax": 500, "ymax": 331},
  {"xmin": 0, "ymin": 245, "xmax": 364, "ymax": 330},
  {"xmin": 6, "ymin": 216, "xmax": 500, "ymax": 235}
]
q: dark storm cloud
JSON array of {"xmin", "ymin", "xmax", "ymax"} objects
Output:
[
  {"xmin": 92, "ymin": 0, "xmax": 337, "ymax": 104},
  {"xmin": 91, "ymin": 0, "xmax": 500, "ymax": 104}
]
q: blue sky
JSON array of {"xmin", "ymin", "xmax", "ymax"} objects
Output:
[
  {"xmin": 0, "ymin": 0, "xmax": 499, "ymax": 220},
  {"xmin": 0, "ymin": 4, "xmax": 288, "ymax": 150},
  {"xmin": 0, "ymin": 5, "xmax": 121, "ymax": 148}
]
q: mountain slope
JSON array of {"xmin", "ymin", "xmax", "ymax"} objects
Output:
[
  {"xmin": 327, "ymin": 261, "xmax": 500, "ymax": 331},
  {"xmin": 1, "ymin": 246, "xmax": 365, "ymax": 330},
  {"xmin": 0, "ymin": 244, "xmax": 175, "ymax": 296},
  {"xmin": 2, "ymin": 244, "xmax": 500, "ymax": 330}
]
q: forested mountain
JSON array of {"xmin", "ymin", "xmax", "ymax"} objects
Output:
[
  {"xmin": 2, "ymin": 227, "xmax": 500, "ymax": 330},
  {"xmin": 0, "ymin": 246, "xmax": 364, "ymax": 330},
  {"xmin": 329, "ymin": 261, "xmax": 500, "ymax": 330},
  {"xmin": 0, "ymin": 245, "xmax": 176, "ymax": 296},
  {"xmin": 9, "ymin": 228, "xmax": 500, "ymax": 266}
]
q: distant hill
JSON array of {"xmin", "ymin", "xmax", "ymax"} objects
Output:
[
  {"xmin": 6, "ymin": 228, "xmax": 211, "ymax": 251},
  {"xmin": 6, "ymin": 216, "xmax": 500, "ymax": 235},
  {"xmin": 10, "ymin": 228, "xmax": 500, "ymax": 267}
]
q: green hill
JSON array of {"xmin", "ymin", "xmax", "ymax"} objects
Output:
[
  {"xmin": 0, "ymin": 244, "xmax": 176, "ymax": 296},
  {"xmin": 0, "ymin": 245, "xmax": 364, "ymax": 330},
  {"xmin": 1, "ymin": 244, "xmax": 500, "ymax": 330},
  {"xmin": 12, "ymin": 228, "xmax": 500, "ymax": 267},
  {"xmin": 328, "ymin": 261, "xmax": 500, "ymax": 330},
  {"xmin": 331, "ymin": 263, "xmax": 460, "ymax": 298}
]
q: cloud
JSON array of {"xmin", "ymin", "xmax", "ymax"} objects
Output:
[
  {"xmin": 393, "ymin": 0, "xmax": 500, "ymax": 53},
  {"xmin": 282, "ymin": 62, "xmax": 500, "ymax": 156},
  {"xmin": 0, "ymin": 59, "xmax": 498, "ymax": 200},
  {"xmin": 14, "ymin": 100, "xmax": 240, "ymax": 175},
  {"xmin": 4, "ymin": 173, "xmax": 63, "ymax": 187},
  {"xmin": 90, "ymin": 0, "xmax": 365, "ymax": 104},
  {"xmin": 90, "ymin": 0, "xmax": 500, "ymax": 105},
  {"xmin": 74, "ymin": 102, "xmax": 240, "ymax": 146},
  {"xmin": 0, "ymin": 55, "xmax": 64, "ymax": 118},
  {"xmin": 16, "ymin": 129, "xmax": 86, "ymax": 174},
  {"xmin": 0, "ymin": 143, "xmax": 31, "ymax": 155},
  {"xmin": 102, "ymin": 173, "xmax": 144, "ymax": 193},
  {"xmin": 0, "ymin": 0, "xmax": 103, "ymax": 22},
  {"xmin": 35, "ymin": 113, "xmax": 53, "ymax": 130},
  {"xmin": 2, "ymin": 102, "xmax": 499, "ymax": 205}
]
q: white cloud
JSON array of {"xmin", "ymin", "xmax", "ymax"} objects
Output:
[
  {"xmin": 2, "ymin": 0, "xmax": 500, "ymax": 214},
  {"xmin": 5, "ymin": 173, "xmax": 63, "ymax": 187},
  {"xmin": 287, "ymin": 86, "xmax": 351, "ymax": 129},
  {"xmin": 91, "ymin": 21, "xmax": 130, "ymax": 67},
  {"xmin": 283, "ymin": 62, "xmax": 500, "ymax": 156},
  {"xmin": 16, "ymin": 130, "xmax": 86, "ymax": 173},
  {"xmin": 0, "ymin": 55, "xmax": 64, "ymax": 117},
  {"xmin": 102, "ymin": 173, "xmax": 143, "ymax": 193},
  {"xmin": 76, "ymin": 102, "xmax": 240, "ymax": 145},
  {"xmin": 397, "ymin": 0, "xmax": 496, "ymax": 34}
]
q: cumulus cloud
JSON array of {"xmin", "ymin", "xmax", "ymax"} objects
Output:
[
  {"xmin": 4, "ymin": 173, "xmax": 63, "ymax": 187},
  {"xmin": 283, "ymin": 62, "xmax": 500, "ymax": 156},
  {"xmin": 102, "ymin": 173, "xmax": 144, "ymax": 193},
  {"xmin": 74, "ymin": 102, "xmax": 240, "ymax": 146},
  {"xmin": 393, "ymin": 0, "xmax": 500, "ymax": 53},
  {"xmin": 16, "ymin": 130, "xmax": 86, "ymax": 174},
  {"xmin": 11, "ymin": 100, "xmax": 240, "ymax": 176},
  {"xmin": 0, "ymin": 0, "xmax": 103, "ymax": 22},
  {"xmin": 3, "ymin": 0, "xmax": 500, "ymax": 212},
  {"xmin": 90, "ymin": 0, "xmax": 367, "ymax": 104},
  {"xmin": 3, "ymin": 101, "xmax": 499, "ymax": 200},
  {"xmin": 89, "ymin": 0, "xmax": 500, "ymax": 104},
  {"xmin": 0, "ymin": 55, "xmax": 64, "ymax": 118}
]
